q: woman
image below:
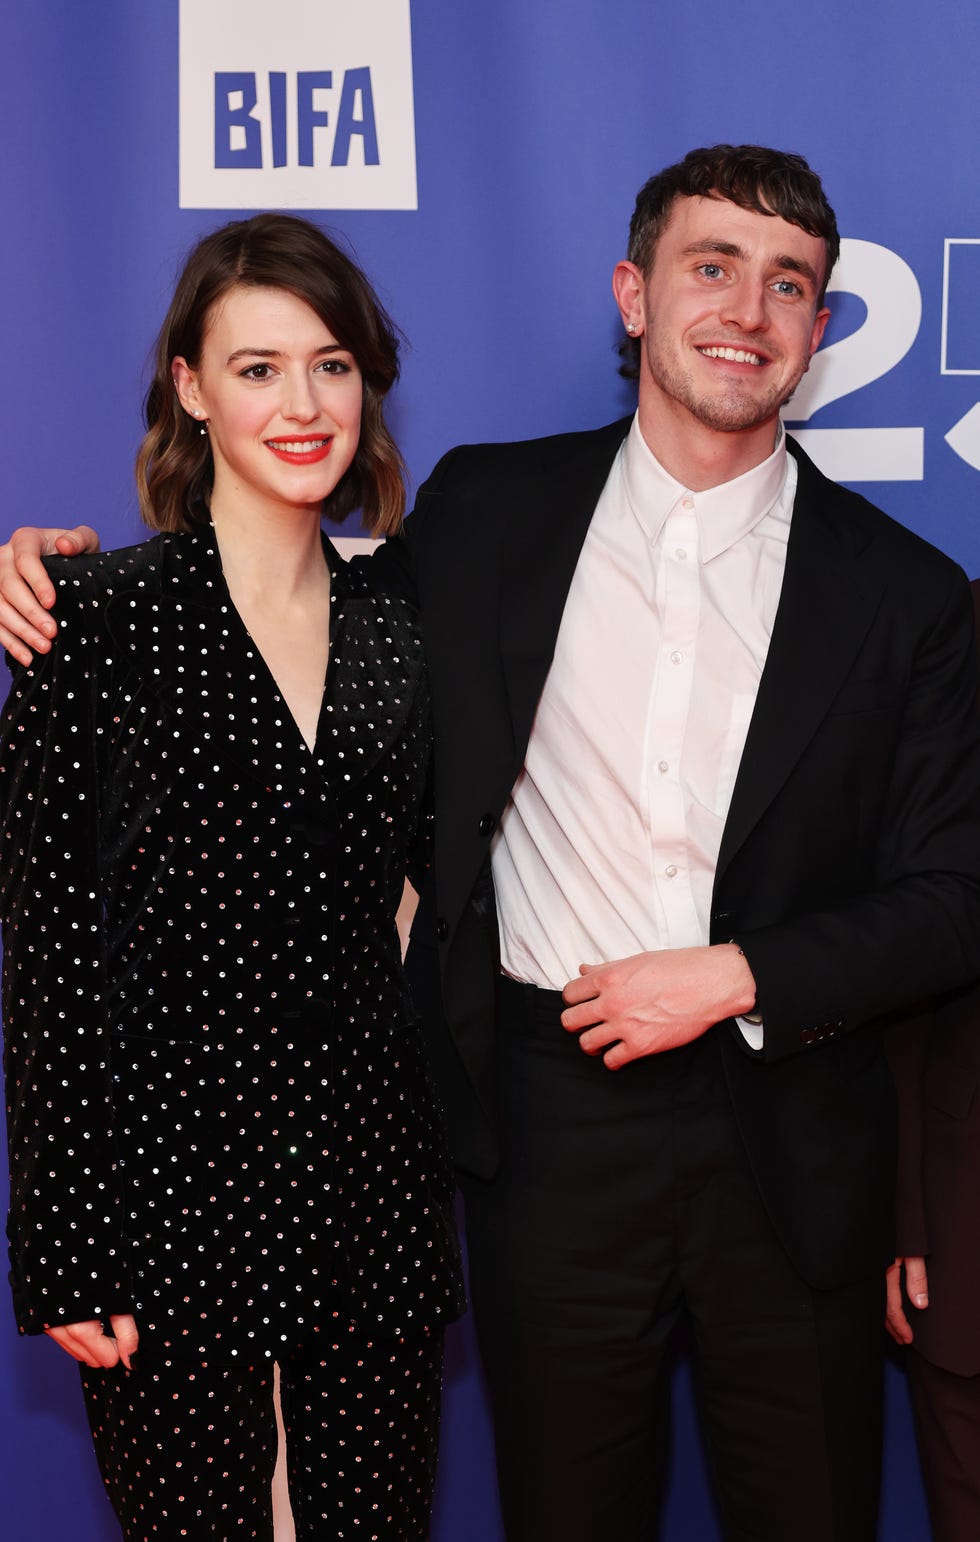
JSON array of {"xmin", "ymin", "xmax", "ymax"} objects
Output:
[{"xmin": 0, "ymin": 214, "xmax": 463, "ymax": 1540}]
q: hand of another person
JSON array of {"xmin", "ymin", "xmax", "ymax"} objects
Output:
[
  {"xmin": 885, "ymin": 1256, "xmax": 929, "ymax": 1345},
  {"xmin": 560, "ymin": 944, "xmax": 757, "ymax": 1069},
  {"xmin": 0, "ymin": 525, "xmax": 100, "ymax": 665},
  {"xmin": 45, "ymin": 1313, "xmax": 139, "ymax": 1369}
]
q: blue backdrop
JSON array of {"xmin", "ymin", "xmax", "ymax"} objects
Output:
[{"xmin": 2, "ymin": 3, "xmax": 978, "ymax": 1535}]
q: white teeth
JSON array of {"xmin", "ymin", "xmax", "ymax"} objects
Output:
[
  {"xmin": 699, "ymin": 346, "xmax": 764, "ymax": 365},
  {"xmin": 268, "ymin": 439, "xmax": 328, "ymax": 452}
]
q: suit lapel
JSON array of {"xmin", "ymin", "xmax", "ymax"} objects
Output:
[
  {"xmin": 105, "ymin": 530, "xmax": 311, "ymax": 799},
  {"xmin": 105, "ymin": 530, "xmax": 425, "ymax": 807},
  {"xmin": 499, "ymin": 418, "xmax": 631, "ymax": 761},
  {"xmin": 715, "ymin": 442, "xmax": 884, "ymax": 885}
]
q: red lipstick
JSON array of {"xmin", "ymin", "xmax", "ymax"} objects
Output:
[{"xmin": 265, "ymin": 436, "xmax": 333, "ymax": 464}]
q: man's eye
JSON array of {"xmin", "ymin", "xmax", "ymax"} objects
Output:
[
  {"xmin": 698, "ymin": 263, "xmax": 724, "ymax": 280},
  {"xmin": 772, "ymin": 279, "xmax": 802, "ymax": 296}
]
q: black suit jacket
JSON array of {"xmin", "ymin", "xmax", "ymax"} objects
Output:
[
  {"xmin": 888, "ymin": 579, "xmax": 980, "ymax": 1375},
  {"xmin": 372, "ymin": 416, "xmax": 980, "ymax": 1293},
  {"xmin": 0, "ymin": 530, "xmax": 462, "ymax": 1358}
]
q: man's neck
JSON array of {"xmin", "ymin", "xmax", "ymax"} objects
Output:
[{"xmin": 636, "ymin": 400, "xmax": 781, "ymax": 491}]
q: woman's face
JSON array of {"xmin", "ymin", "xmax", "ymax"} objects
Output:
[{"xmin": 173, "ymin": 284, "xmax": 363, "ymax": 522}]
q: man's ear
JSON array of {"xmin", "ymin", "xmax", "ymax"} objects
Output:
[
  {"xmin": 612, "ymin": 260, "xmax": 645, "ymax": 337},
  {"xmin": 806, "ymin": 306, "xmax": 832, "ymax": 368}
]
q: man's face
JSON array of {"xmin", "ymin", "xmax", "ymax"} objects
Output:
[{"xmin": 623, "ymin": 195, "xmax": 830, "ymax": 438}]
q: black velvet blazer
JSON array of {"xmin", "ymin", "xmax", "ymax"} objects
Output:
[{"xmin": 0, "ymin": 530, "xmax": 462, "ymax": 1360}]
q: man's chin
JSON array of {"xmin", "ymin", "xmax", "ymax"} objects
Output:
[{"xmin": 690, "ymin": 396, "xmax": 785, "ymax": 434}]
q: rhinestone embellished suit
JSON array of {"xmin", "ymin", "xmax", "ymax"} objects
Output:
[{"xmin": 0, "ymin": 530, "xmax": 463, "ymax": 1538}]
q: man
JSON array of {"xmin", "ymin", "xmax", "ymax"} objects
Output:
[
  {"xmin": 4, "ymin": 145, "xmax": 980, "ymax": 1541},
  {"xmin": 885, "ymin": 579, "xmax": 980, "ymax": 1542}
]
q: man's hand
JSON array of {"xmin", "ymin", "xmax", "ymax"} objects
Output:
[
  {"xmin": 885, "ymin": 1256, "xmax": 930, "ymax": 1345},
  {"xmin": 0, "ymin": 525, "xmax": 100, "ymax": 665},
  {"xmin": 560, "ymin": 943, "xmax": 757, "ymax": 1069},
  {"xmin": 45, "ymin": 1312, "xmax": 139, "ymax": 1370}
]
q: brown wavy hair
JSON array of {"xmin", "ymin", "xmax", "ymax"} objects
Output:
[
  {"xmin": 136, "ymin": 214, "xmax": 405, "ymax": 535},
  {"xmin": 619, "ymin": 144, "xmax": 840, "ymax": 379}
]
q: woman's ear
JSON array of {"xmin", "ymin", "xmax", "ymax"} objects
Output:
[{"xmin": 171, "ymin": 357, "xmax": 205, "ymax": 421}]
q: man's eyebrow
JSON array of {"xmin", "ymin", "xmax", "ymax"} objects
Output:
[
  {"xmin": 682, "ymin": 240, "xmax": 745, "ymax": 261},
  {"xmin": 771, "ymin": 253, "xmax": 819, "ymax": 285},
  {"xmin": 681, "ymin": 240, "xmax": 819, "ymax": 286},
  {"xmin": 224, "ymin": 343, "xmax": 348, "ymax": 364}
]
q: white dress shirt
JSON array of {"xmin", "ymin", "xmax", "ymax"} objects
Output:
[{"xmin": 492, "ymin": 413, "xmax": 795, "ymax": 1043}]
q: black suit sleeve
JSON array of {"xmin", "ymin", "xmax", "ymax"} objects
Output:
[
  {"xmin": 886, "ymin": 1011, "xmax": 931, "ymax": 1256},
  {"xmin": 0, "ymin": 569, "xmax": 132, "ymax": 1331}
]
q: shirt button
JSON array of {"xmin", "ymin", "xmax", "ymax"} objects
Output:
[
  {"xmin": 682, "ymin": 495, "xmax": 694, "ymax": 509},
  {"xmin": 664, "ymin": 864, "xmax": 678, "ymax": 878},
  {"xmin": 657, "ymin": 760, "xmax": 669, "ymax": 774},
  {"xmin": 674, "ymin": 548, "xmax": 688, "ymax": 560},
  {"xmin": 670, "ymin": 650, "xmax": 683, "ymax": 664}
]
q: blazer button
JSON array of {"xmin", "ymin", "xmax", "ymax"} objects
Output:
[
  {"xmin": 800, "ymin": 1027, "xmax": 818, "ymax": 1047},
  {"xmin": 436, "ymin": 917, "xmax": 449, "ymax": 941},
  {"xmin": 478, "ymin": 812, "xmax": 496, "ymax": 836}
]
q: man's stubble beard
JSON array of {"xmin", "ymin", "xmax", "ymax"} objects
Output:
[{"xmin": 643, "ymin": 327, "xmax": 808, "ymax": 435}]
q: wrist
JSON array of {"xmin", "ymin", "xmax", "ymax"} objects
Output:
[{"xmin": 724, "ymin": 941, "xmax": 758, "ymax": 1019}]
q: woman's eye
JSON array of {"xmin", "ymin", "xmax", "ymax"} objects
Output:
[
  {"xmin": 317, "ymin": 358, "xmax": 352, "ymax": 375},
  {"xmin": 241, "ymin": 363, "xmax": 273, "ymax": 381}
]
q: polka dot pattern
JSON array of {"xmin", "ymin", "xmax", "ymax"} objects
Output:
[
  {"xmin": 0, "ymin": 529, "xmax": 463, "ymax": 1362},
  {"xmin": 81, "ymin": 1327, "xmax": 443, "ymax": 1540}
]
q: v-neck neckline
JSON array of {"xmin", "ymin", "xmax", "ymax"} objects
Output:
[{"xmin": 213, "ymin": 527, "xmax": 345, "ymax": 760}]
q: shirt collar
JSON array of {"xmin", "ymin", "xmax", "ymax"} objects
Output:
[{"xmin": 621, "ymin": 412, "xmax": 790, "ymax": 561}]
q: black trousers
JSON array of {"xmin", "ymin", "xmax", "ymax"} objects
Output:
[
  {"xmin": 80, "ymin": 1324, "xmax": 443, "ymax": 1541},
  {"xmin": 908, "ymin": 1350, "xmax": 980, "ymax": 1542},
  {"xmin": 461, "ymin": 978, "xmax": 884, "ymax": 1542}
]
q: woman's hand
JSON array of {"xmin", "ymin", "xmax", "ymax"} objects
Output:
[
  {"xmin": 45, "ymin": 1313, "xmax": 139, "ymax": 1369},
  {"xmin": 0, "ymin": 525, "xmax": 100, "ymax": 665}
]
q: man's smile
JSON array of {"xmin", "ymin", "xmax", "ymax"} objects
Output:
[{"xmin": 695, "ymin": 345, "xmax": 767, "ymax": 366}]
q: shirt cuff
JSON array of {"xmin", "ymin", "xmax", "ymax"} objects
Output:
[{"xmin": 736, "ymin": 1014, "xmax": 764, "ymax": 1052}]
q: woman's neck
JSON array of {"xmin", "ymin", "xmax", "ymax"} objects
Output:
[{"xmin": 209, "ymin": 497, "xmax": 329, "ymax": 603}]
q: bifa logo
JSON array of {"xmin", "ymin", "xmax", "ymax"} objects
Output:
[{"xmin": 179, "ymin": 0, "xmax": 417, "ymax": 210}]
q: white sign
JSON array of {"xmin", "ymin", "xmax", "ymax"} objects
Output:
[{"xmin": 179, "ymin": 0, "xmax": 417, "ymax": 210}]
